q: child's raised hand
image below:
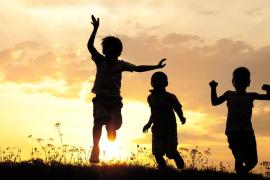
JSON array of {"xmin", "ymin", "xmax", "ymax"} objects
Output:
[
  {"xmin": 262, "ymin": 84, "xmax": 270, "ymax": 94},
  {"xmin": 91, "ymin": 15, "xmax": 99, "ymax": 29},
  {"xmin": 143, "ymin": 124, "xmax": 150, "ymax": 133},
  {"xmin": 181, "ymin": 117, "xmax": 186, "ymax": 125},
  {"xmin": 209, "ymin": 80, "xmax": 218, "ymax": 88},
  {"xmin": 157, "ymin": 58, "xmax": 166, "ymax": 69}
]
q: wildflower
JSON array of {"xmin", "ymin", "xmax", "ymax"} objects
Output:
[
  {"xmin": 55, "ymin": 122, "xmax": 61, "ymax": 127},
  {"xmin": 36, "ymin": 138, "xmax": 43, "ymax": 142},
  {"xmin": 47, "ymin": 144, "xmax": 54, "ymax": 148}
]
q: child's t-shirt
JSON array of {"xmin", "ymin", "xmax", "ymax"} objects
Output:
[
  {"xmin": 91, "ymin": 54, "xmax": 136, "ymax": 97},
  {"xmin": 226, "ymin": 91, "xmax": 255, "ymax": 134},
  {"xmin": 148, "ymin": 91, "xmax": 182, "ymax": 136}
]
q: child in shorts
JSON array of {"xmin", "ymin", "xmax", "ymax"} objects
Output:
[
  {"xmin": 209, "ymin": 67, "xmax": 270, "ymax": 174},
  {"xmin": 87, "ymin": 15, "xmax": 166, "ymax": 163},
  {"xmin": 143, "ymin": 71, "xmax": 186, "ymax": 169}
]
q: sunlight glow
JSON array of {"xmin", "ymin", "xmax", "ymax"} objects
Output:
[
  {"xmin": 11, "ymin": 50, "xmax": 23, "ymax": 60},
  {"xmin": 185, "ymin": 110, "xmax": 206, "ymax": 124},
  {"xmin": 79, "ymin": 82, "xmax": 93, "ymax": 102},
  {"xmin": 99, "ymin": 138, "xmax": 122, "ymax": 161}
]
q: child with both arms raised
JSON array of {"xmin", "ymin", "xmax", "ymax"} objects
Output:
[{"xmin": 210, "ymin": 67, "xmax": 270, "ymax": 174}]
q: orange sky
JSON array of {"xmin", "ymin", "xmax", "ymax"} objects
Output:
[{"xmin": 1, "ymin": 0, "xmax": 270, "ymax": 167}]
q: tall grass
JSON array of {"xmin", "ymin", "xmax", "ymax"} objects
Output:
[{"xmin": 1, "ymin": 122, "xmax": 270, "ymax": 178}]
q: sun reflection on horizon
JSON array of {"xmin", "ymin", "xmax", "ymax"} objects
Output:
[{"xmin": 99, "ymin": 138, "xmax": 122, "ymax": 161}]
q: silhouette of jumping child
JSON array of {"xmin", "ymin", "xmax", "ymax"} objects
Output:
[
  {"xmin": 87, "ymin": 15, "xmax": 166, "ymax": 163},
  {"xmin": 209, "ymin": 67, "xmax": 270, "ymax": 174},
  {"xmin": 143, "ymin": 72, "xmax": 186, "ymax": 169}
]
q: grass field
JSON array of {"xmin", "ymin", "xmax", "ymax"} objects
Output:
[
  {"xmin": 1, "ymin": 123, "xmax": 269, "ymax": 180},
  {"xmin": 0, "ymin": 161, "xmax": 269, "ymax": 180}
]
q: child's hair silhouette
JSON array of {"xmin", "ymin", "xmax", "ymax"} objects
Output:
[
  {"xmin": 209, "ymin": 66, "xmax": 270, "ymax": 174},
  {"xmin": 151, "ymin": 71, "xmax": 168, "ymax": 89},
  {"xmin": 232, "ymin": 67, "xmax": 250, "ymax": 90},
  {"xmin": 102, "ymin": 36, "xmax": 123, "ymax": 58}
]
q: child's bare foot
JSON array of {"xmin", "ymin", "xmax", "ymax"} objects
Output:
[
  {"xmin": 90, "ymin": 146, "xmax": 100, "ymax": 163},
  {"xmin": 174, "ymin": 153, "xmax": 185, "ymax": 169}
]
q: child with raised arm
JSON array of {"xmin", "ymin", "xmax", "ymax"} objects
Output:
[
  {"xmin": 209, "ymin": 67, "xmax": 270, "ymax": 174},
  {"xmin": 87, "ymin": 15, "xmax": 166, "ymax": 163},
  {"xmin": 143, "ymin": 72, "xmax": 186, "ymax": 169}
]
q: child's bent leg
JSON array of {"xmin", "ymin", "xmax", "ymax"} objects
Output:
[
  {"xmin": 154, "ymin": 155, "xmax": 167, "ymax": 169},
  {"xmin": 244, "ymin": 158, "xmax": 258, "ymax": 173},
  {"xmin": 242, "ymin": 132, "xmax": 258, "ymax": 173},
  {"xmin": 173, "ymin": 151, "xmax": 184, "ymax": 169},
  {"xmin": 105, "ymin": 101, "xmax": 122, "ymax": 142},
  {"xmin": 243, "ymin": 141, "xmax": 258, "ymax": 173},
  {"xmin": 105, "ymin": 123, "xmax": 117, "ymax": 142},
  {"xmin": 227, "ymin": 132, "xmax": 246, "ymax": 174}
]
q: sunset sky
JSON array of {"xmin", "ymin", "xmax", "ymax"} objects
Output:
[{"xmin": 1, "ymin": 0, "xmax": 270, "ymax": 167}]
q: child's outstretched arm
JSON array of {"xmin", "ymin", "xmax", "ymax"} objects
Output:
[
  {"xmin": 133, "ymin": 58, "xmax": 166, "ymax": 72},
  {"xmin": 143, "ymin": 115, "xmax": 153, "ymax": 133},
  {"xmin": 209, "ymin": 80, "xmax": 228, "ymax": 106},
  {"xmin": 87, "ymin": 15, "xmax": 102, "ymax": 60}
]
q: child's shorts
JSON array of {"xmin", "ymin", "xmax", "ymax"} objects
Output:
[
  {"xmin": 152, "ymin": 131, "xmax": 178, "ymax": 159},
  {"xmin": 227, "ymin": 131, "xmax": 257, "ymax": 164},
  {"xmin": 92, "ymin": 95, "xmax": 123, "ymax": 130}
]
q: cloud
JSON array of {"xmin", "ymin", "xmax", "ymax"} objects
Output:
[
  {"xmin": 0, "ymin": 32, "xmax": 269, "ymax": 135},
  {"xmin": 199, "ymin": 10, "xmax": 219, "ymax": 16},
  {"xmin": 253, "ymin": 104, "xmax": 270, "ymax": 136},
  {"xmin": 21, "ymin": 0, "xmax": 94, "ymax": 6},
  {"xmin": 119, "ymin": 33, "xmax": 269, "ymax": 105},
  {"xmin": 162, "ymin": 33, "xmax": 204, "ymax": 45},
  {"xmin": 181, "ymin": 132, "xmax": 221, "ymax": 144},
  {"xmin": 1, "ymin": 33, "xmax": 270, "ymax": 103},
  {"xmin": 21, "ymin": 0, "xmax": 143, "ymax": 7},
  {"xmin": 0, "ymin": 41, "xmax": 94, "ymax": 99},
  {"xmin": 243, "ymin": 7, "xmax": 264, "ymax": 16},
  {"xmin": 133, "ymin": 129, "xmax": 223, "ymax": 146},
  {"xmin": 119, "ymin": 33, "xmax": 270, "ymax": 138}
]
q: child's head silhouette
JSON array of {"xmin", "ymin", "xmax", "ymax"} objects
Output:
[
  {"xmin": 102, "ymin": 36, "xmax": 123, "ymax": 59},
  {"xmin": 232, "ymin": 67, "xmax": 250, "ymax": 91},
  {"xmin": 151, "ymin": 71, "xmax": 168, "ymax": 90}
]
